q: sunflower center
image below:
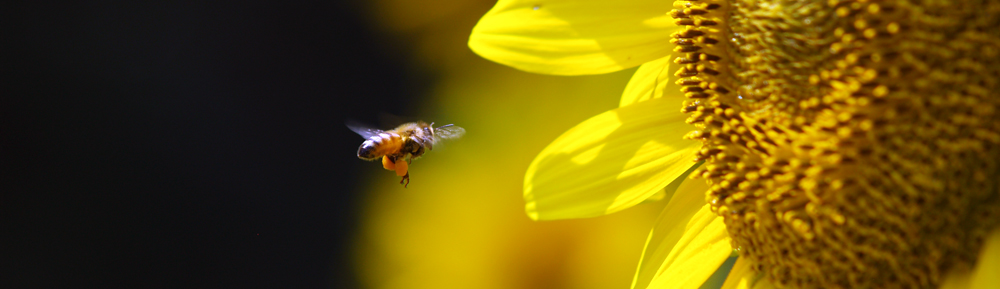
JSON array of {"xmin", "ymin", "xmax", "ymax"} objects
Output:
[{"xmin": 671, "ymin": 1, "xmax": 1000, "ymax": 288}]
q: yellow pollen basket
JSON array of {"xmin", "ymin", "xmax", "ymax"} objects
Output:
[
  {"xmin": 382, "ymin": 155, "xmax": 396, "ymax": 170},
  {"xmin": 393, "ymin": 160, "xmax": 408, "ymax": 177},
  {"xmin": 670, "ymin": 0, "xmax": 1000, "ymax": 288},
  {"xmin": 382, "ymin": 156, "xmax": 408, "ymax": 177}
]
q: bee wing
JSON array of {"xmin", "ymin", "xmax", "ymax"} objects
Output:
[
  {"xmin": 346, "ymin": 121, "xmax": 384, "ymax": 139},
  {"xmin": 433, "ymin": 125, "xmax": 465, "ymax": 141}
]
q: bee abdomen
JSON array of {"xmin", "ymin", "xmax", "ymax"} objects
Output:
[
  {"xmin": 357, "ymin": 132, "xmax": 401, "ymax": 160},
  {"xmin": 357, "ymin": 141, "xmax": 378, "ymax": 160}
]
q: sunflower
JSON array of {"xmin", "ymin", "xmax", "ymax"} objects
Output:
[{"xmin": 469, "ymin": 0, "xmax": 1000, "ymax": 288}]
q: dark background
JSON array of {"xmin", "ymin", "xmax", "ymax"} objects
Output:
[{"xmin": 6, "ymin": 1, "xmax": 433, "ymax": 288}]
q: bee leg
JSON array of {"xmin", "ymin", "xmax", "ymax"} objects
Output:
[{"xmin": 399, "ymin": 173, "xmax": 410, "ymax": 188}]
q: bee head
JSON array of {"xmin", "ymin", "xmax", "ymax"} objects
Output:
[
  {"xmin": 425, "ymin": 122, "xmax": 435, "ymax": 136},
  {"xmin": 357, "ymin": 143, "xmax": 379, "ymax": 160}
]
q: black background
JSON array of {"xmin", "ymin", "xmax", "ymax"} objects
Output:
[{"xmin": 6, "ymin": 1, "xmax": 432, "ymax": 288}]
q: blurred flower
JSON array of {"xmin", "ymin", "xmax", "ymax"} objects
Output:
[
  {"xmin": 354, "ymin": 0, "xmax": 671, "ymax": 289},
  {"xmin": 470, "ymin": 0, "xmax": 1000, "ymax": 289}
]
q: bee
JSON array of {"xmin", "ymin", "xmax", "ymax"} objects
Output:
[{"xmin": 348, "ymin": 121, "xmax": 464, "ymax": 187}]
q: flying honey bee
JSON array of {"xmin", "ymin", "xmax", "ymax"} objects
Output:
[{"xmin": 348, "ymin": 121, "xmax": 465, "ymax": 187}]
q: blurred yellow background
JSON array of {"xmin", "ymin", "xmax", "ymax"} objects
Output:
[{"xmin": 352, "ymin": 0, "xmax": 668, "ymax": 288}]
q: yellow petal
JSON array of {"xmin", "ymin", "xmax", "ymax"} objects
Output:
[
  {"xmin": 469, "ymin": 0, "xmax": 678, "ymax": 75},
  {"xmin": 644, "ymin": 203, "xmax": 732, "ymax": 289},
  {"xmin": 642, "ymin": 189, "xmax": 669, "ymax": 203},
  {"xmin": 632, "ymin": 178, "xmax": 708, "ymax": 289},
  {"xmin": 642, "ymin": 162, "xmax": 701, "ymax": 204},
  {"xmin": 971, "ymin": 228, "xmax": 1000, "ymax": 288},
  {"xmin": 721, "ymin": 256, "xmax": 759, "ymax": 289},
  {"xmin": 942, "ymin": 227, "xmax": 1000, "ymax": 289},
  {"xmin": 700, "ymin": 256, "xmax": 738, "ymax": 289},
  {"xmin": 751, "ymin": 278, "xmax": 778, "ymax": 289},
  {"xmin": 620, "ymin": 55, "xmax": 680, "ymax": 107},
  {"xmin": 524, "ymin": 96, "xmax": 700, "ymax": 220}
]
